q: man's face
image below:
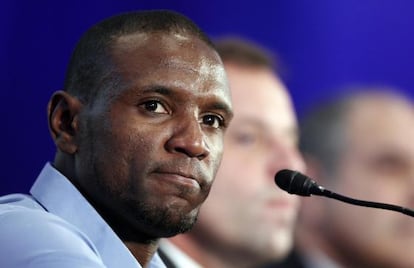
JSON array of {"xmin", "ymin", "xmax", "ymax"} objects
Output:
[
  {"xmin": 74, "ymin": 32, "xmax": 232, "ymax": 239},
  {"xmin": 323, "ymin": 96, "xmax": 414, "ymax": 267},
  {"xmin": 193, "ymin": 63, "xmax": 305, "ymax": 261}
]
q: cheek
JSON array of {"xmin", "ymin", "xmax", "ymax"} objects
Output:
[
  {"xmin": 335, "ymin": 161, "xmax": 373, "ymax": 198},
  {"xmin": 213, "ymin": 153, "xmax": 261, "ymax": 199},
  {"xmin": 339, "ymin": 168, "xmax": 398, "ymax": 203},
  {"xmin": 200, "ymin": 172, "xmax": 248, "ymax": 225},
  {"xmin": 90, "ymin": 119, "xmax": 157, "ymax": 181},
  {"xmin": 204, "ymin": 134, "xmax": 225, "ymax": 182},
  {"xmin": 370, "ymin": 184, "xmax": 404, "ymax": 204},
  {"xmin": 109, "ymin": 115, "xmax": 162, "ymax": 155},
  {"xmin": 210, "ymin": 134, "xmax": 225, "ymax": 160}
]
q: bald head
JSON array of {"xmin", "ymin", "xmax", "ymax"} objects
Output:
[
  {"xmin": 345, "ymin": 91, "xmax": 414, "ymax": 143},
  {"xmin": 64, "ymin": 10, "xmax": 215, "ymax": 104},
  {"xmin": 300, "ymin": 89, "xmax": 414, "ymax": 175}
]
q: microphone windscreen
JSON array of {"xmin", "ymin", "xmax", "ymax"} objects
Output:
[
  {"xmin": 274, "ymin": 169, "xmax": 296, "ymax": 192},
  {"xmin": 275, "ymin": 169, "xmax": 315, "ymax": 196}
]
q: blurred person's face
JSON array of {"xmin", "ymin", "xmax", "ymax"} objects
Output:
[
  {"xmin": 322, "ymin": 96, "xmax": 414, "ymax": 268},
  {"xmin": 192, "ymin": 63, "xmax": 305, "ymax": 264}
]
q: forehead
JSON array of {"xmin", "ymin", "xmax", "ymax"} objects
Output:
[
  {"xmin": 112, "ymin": 32, "xmax": 223, "ymax": 80},
  {"xmin": 345, "ymin": 96, "xmax": 414, "ymax": 150},
  {"xmin": 105, "ymin": 31, "xmax": 230, "ymax": 100},
  {"xmin": 224, "ymin": 64, "xmax": 297, "ymax": 131}
]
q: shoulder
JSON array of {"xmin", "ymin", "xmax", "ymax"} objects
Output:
[{"xmin": 0, "ymin": 201, "xmax": 106, "ymax": 268}]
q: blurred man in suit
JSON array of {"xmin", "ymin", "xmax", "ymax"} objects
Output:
[{"xmin": 159, "ymin": 37, "xmax": 306, "ymax": 268}]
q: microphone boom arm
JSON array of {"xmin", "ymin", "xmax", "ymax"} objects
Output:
[{"xmin": 317, "ymin": 187, "xmax": 414, "ymax": 217}]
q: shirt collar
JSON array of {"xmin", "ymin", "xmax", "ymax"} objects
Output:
[
  {"xmin": 302, "ymin": 248, "xmax": 343, "ymax": 268},
  {"xmin": 30, "ymin": 162, "xmax": 165, "ymax": 268},
  {"xmin": 159, "ymin": 239, "xmax": 203, "ymax": 268}
]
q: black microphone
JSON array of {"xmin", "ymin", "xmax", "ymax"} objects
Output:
[{"xmin": 275, "ymin": 169, "xmax": 414, "ymax": 217}]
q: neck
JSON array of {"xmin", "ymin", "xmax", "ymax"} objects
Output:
[
  {"xmin": 53, "ymin": 158, "xmax": 161, "ymax": 267},
  {"xmin": 89, "ymin": 198, "xmax": 161, "ymax": 266},
  {"xmin": 125, "ymin": 240, "xmax": 159, "ymax": 268},
  {"xmin": 296, "ymin": 225, "xmax": 373, "ymax": 268}
]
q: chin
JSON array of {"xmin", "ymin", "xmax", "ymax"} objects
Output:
[
  {"xmin": 150, "ymin": 209, "xmax": 200, "ymax": 238},
  {"xmin": 266, "ymin": 233, "xmax": 293, "ymax": 258},
  {"xmin": 157, "ymin": 220, "xmax": 197, "ymax": 238}
]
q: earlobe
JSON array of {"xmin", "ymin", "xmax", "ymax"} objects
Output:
[{"xmin": 48, "ymin": 91, "xmax": 83, "ymax": 154}]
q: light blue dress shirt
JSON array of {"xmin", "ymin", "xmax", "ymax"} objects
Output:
[{"xmin": 0, "ymin": 163, "xmax": 166, "ymax": 268}]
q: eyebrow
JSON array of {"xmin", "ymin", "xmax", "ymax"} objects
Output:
[
  {"xmin": 140, "ymin": 85, "xmax": 233, "ymax": 119},
  {"xmin": 236, "ymin": 117, "xmax": 299, "ymax": 138},
  {"xmin": 141, "ymin": 86, "xmax": 174, "ymax": 96},
  {"xmin": 206, "ymin": 100, "xmax": 234, "ymax": 119}
]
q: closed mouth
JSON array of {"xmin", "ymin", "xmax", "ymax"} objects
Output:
[{"xmin": 155, "ymin": 170, "xmax": 201, "ymax": 189}]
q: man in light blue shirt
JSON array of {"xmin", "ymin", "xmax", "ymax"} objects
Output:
[
  {"xmin": 0, "ymin": 10, "xmax": 233, "ymax": 268},
  {"xmin": 1, "ymin": 163, "xmax": 149, "ymax": 268}
]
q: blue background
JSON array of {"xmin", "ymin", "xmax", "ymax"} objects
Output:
[{"xmin": 2, "ymin": 0, "xmax": 414, "ymax": 195}]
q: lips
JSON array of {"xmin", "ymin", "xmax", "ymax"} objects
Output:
[
  {"xmin": 162, "ymin": 172, "xmax": 200, "ymax": 188},
  {"xmin": 169, "ymin": 171, "xmax": 196, "ymax": 181},
  {"xmin": 260, "ymin": 190, "xmax": 299, "ymax": 213},
  {"xmin": 152, "ymin": 166, "xmax": 206, "ymax": 191},
  {"xmin": 266, "ymin": 198, "xmax": 297, "ymax": 209}
]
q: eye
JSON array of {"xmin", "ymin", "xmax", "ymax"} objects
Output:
[
  {"xmin": 201, "ymin": 114, "xmax": 224, "ymax": 129},
  {"xmin": 141, "ymin": 100, "xmax": 168, "ymax": 114},
  {"xmin": 235, "ymin": 132, "xmax": 257, "ymax": 145}
]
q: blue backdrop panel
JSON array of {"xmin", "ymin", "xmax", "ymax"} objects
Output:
[{"xmin": 2, "ymin": 0, "xmax": 414, "ymax": 195}]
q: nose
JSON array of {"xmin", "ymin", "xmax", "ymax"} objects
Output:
[
  {"xmin": 165, "ymin": 117, "xmax": 210, "ymax": 160},
  {"xmin": 268, "ymin": 141, "xmax": 306, "ymax": 180}
]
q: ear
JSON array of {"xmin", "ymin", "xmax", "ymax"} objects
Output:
[{"xmin": 48, "ymin": 91, "xmax": 83, "ymax": 154}]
